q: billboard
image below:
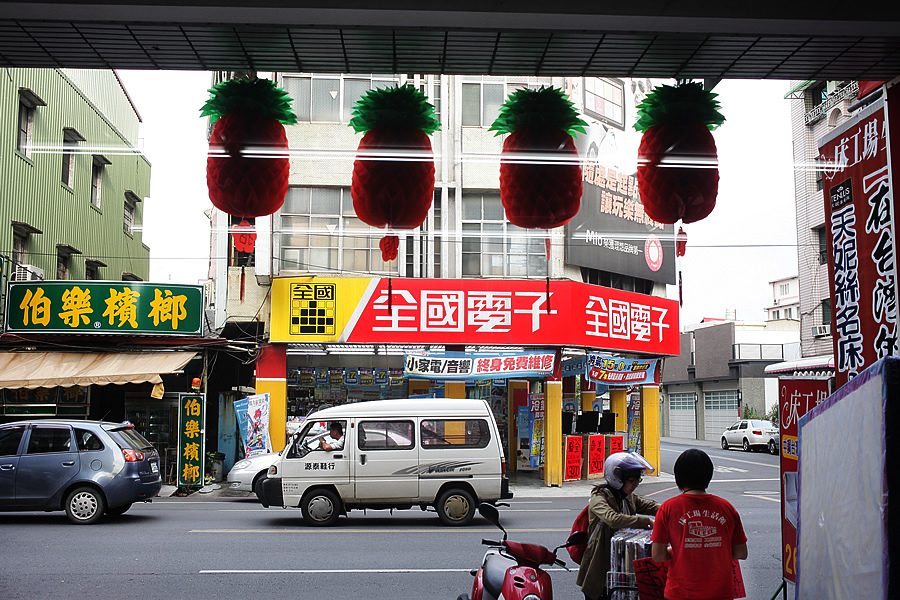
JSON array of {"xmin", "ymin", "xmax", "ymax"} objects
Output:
[
  {"xmin": 819, "ymin": 100, "xmax": 898, "ymax": 388},
  {"xmin": 569, "ymin": 123, "xmax": 676, "ymax": 285}
]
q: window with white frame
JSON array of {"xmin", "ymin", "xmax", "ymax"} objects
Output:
[
  {"xmin": 123, "ymin": 191, "xmax": 140, "ymax": 236},
  {"xmin": 583, "ymin": 77, "xmax": 625, "ymax": 129},
  {"xmin": 17, "ymin": 89, "xmax": 45, "ymax": 157},
  {"xmin": 461, "ymin": 193, "xmax": 548, "ymax": 278},
  {"xmin": 281, "ymin": 74, "xmax": 401, "ymax": 124},
  {"xmin": 461, "ymin": 76, "xmax": 554, "ymax": 127},
  {"xmin": 61, "ymin": 127, "xmax": 84, "ymax": 187},
  {"xmin": 279, "ymin": 187, "xmax": 398, "ymax": 274}
]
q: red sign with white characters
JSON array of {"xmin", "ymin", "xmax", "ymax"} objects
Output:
[
  {"xmin": 778, "ymin": 377, "xmax": 830, "ymax": 582},
  {"xmin": 330, "ymin": 279, "xmax": 679, "ymax": 354}
]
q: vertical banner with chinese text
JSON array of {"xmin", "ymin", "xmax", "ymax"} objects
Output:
[
  {"xmin": 564, "ymin": 435, "xmax": 583, "ymax": 480},
  {"xmin": 530, "ymin": 393, "xmax": 545, "ymax": 469},
  {"xmin": 819, "ymin": 101, "xmax": 897, "ymax": 388},
  {"xmin": 178, "ymin": 393, "xmax": 205, "ymax": 487},
  {"xmin": 586, "ymin": 434, "xmax": 605, "ymax": 478},
  {"xmin": 778, "ymin": 377, "xmax": 831, "ymax": 582}
]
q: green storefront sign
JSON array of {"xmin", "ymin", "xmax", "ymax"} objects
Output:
[
  {"xmin": 178, "ymin": 393, "xmax": 205, "ymax": 488},
  {"xmin": 6, "ymin": 281, "xmax": 203, "ymax": 335}
]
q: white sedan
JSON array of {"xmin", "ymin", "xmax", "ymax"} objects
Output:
[
  {"xmin": 226, "ymin": 451, "xmax": 280, "ymax": 492},
  {"xmin": 721, "ymin": 420, "xmax": 778, "ymax": 452}
]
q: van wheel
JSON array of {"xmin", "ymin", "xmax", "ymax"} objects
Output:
[
  {"xmin": 301, "ymin": 489, "xmax": 341, "ymax": 526},
  {"xmin": 436, "ymin": 488, "xmax": 475, "ymax": 526},
  {"xmin": 65, "ymin": 486, "xmax": 106, "ymax": 524}
]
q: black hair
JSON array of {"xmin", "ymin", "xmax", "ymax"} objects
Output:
[
  {"xmin": 329, "ymin": 422, "xmax": 343, "ymax": 436},
  {"xmin": 674, "ymin": 448, "xmax": 714, "ymax": 491}
]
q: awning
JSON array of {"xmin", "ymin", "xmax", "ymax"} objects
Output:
[
  {"xmin": 765, "ymin": 354, "xmax": 834, "ymax": 377},
  {"xmin": 0, "ymin": 351, "xmax": 197, "ymax": 389}
]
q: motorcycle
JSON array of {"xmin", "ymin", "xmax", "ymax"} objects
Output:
[{"xmin": 458, "ymin": 503, "xmax": 587, "ymax": 600}]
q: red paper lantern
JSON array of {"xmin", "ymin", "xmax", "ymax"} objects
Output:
[
  {"xmin": 634, "ymin": 83, "xmax": 725, "ymax": 225},
  {"xmin": 349, "ymin": 86, "xmax": 440, "ymax": 262},
  {"xmin": 232, "ymin": 219, "xmax": 257, "ymax": 253},
  {"xmin": 492, "ymin": 87, "xmax": 587, "ymax": 230},
  {"xmin": 201, "ymin": 78, "xmax": 297, "ymax": 218}
]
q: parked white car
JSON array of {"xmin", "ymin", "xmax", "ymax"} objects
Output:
[
  {"xmin": 226, "ymin": 451, "xmax": 280, "ymax": 492},
  {"xmin": 721, "ymin": 419, "xmax": 778, "ymax": 452}
]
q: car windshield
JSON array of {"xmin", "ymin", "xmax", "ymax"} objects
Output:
[
  {"xmin": 750, "ymin": 420, "xmax": 773, "ymax": 428},
  {"xmin": 106, "ymin": 425, "xmax": 154, "ymax": 451}
]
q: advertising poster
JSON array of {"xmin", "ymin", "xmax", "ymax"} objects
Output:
[
  {"xmin": 564, "ymin": 436, "xmax": 583, "ymax": 480},
  {"xmin": 244, "ymin": 393, "xmax": 271, "ymax": 457},
  {"xmin": 530, "ymin": 393, "xmax": 546, "ymax": 468},
  {"xmin": 516, "ymin": 406, "xmax": 534, "ymax": 471},
  {"xmin": 587, "ymin": 434, "xmax": 606, "ymax": 477},
  {"xmin": 586, "ymin": 353, "xmax": 659, "ymax": 386},
  {"xmin": 177, "ymin": 393, "xmax": 205, "ymax": 487},
  {"xmin": 405, "ymin": 349, "xmax": 556, "ymax": 380},
  {"xmin": 626, "ymin": 389, "xmax": 642, "ymax": 454},
  {"xmin": 778, "ymin": 377, "xmax": 830, "ymax": 582},
  {"xmin": 818, "ymin": 101, "xmax": 897, "ymax": 388}
]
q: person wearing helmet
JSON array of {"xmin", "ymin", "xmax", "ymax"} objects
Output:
[
  {"xmin": 576, "ymin": 452, "xmax": 660, "ymax": 600},
  {"xmin": 651, "ymin": 448, "xmax": 748, "ymax": 600}
]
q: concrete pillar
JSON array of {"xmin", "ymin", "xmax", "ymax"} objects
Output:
[
  {"xmin": 581, "ymin": 375, "xmax": 596, "ymax": 411},
  {"xmin": 255, "ymin": 343, "xmax": 287, "ymax": 451}
]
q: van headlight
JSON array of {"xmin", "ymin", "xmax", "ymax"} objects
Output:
[
  {"xmin": 268, "ymin": 465, "xmax": 278, "ymax": 475},
  {"xmin": 233, "ymin": 460, "xmax": 252, "ymax": 470}
]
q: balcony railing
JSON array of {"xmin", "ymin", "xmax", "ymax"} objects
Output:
[
  {"xmin": 805, "ymin": 81, "xmax": 860, "ymax": 125},
  {"xmin": 732, "ymin": 344, "xmax": 788, "ymax": 360}
]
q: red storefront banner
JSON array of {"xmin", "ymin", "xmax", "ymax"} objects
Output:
[
  {"xmin": 778, "ymin": 377, "xmax": 831, "ymax": 583},
  {"xmin": 564, "ymin": 435, "xmax": 583, "ymax": 481},
  {"xmin": 818, "ymin": 101, "xmax": 897, "ymax": 389},
  {"xmin": 271, "ymin": 277, "xmax": 680, "ymax": 355}
]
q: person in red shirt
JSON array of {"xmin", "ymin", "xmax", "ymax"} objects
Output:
[{"xmin": 651, "ymin": 449, "xmax": 748, "ymax": 600}]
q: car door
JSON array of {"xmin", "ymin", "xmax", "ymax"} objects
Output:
[
  {"xmin": 354, "ymin": 419, "xmax": 418, "ymax": 501},
  {"xmin": 16, "ymin": 425, "xmax": 80, "ymax": 507},
  {"xmin": 0, "ymin": 425, "xmax": 26, "ymax": 506},
  {"xmin": 735, "ymin": 420, "xmax": 749, "ymax": 444},
  {"xmin": 724, "ymin": 421, "xmax": 741, "ymax": 445},
  {"xmin": 280, "ymin": 420, "xmax": 351, "ymax": 505}
]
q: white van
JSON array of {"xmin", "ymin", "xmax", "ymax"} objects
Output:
[{"xmin": 256, "ymin": 398, "xmax": 513, "ymax": 526}]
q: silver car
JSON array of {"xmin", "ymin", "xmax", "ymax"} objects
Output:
[
  {"xmin": 721, "ymin": 419, "xmax": 778, "ymax": 452},
  {"xmin": 226, "ymin": 451, "xmax": 280, "ymax": 492}
]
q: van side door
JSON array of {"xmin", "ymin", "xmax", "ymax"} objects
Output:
[{"xmin": 354, "ymin": 420, "xmax": 418, "ymax": 501}]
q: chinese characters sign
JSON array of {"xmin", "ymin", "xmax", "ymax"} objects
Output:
[
  {"xmin": 178, "ymin": 394, "xmax": 205, "ymax": 487},
  {"xmin": 272, "ymin": 278, "xmax": 679, "ymax": 356},
  {"xmin": 7, "ymin": 282, "xmax": 203, "ymax": 335},
  {"xmin": 819, "ymin": 102, "xmax": 897, "ymax": 388},
  {"xmin": 587, "ymin": 435, "xmax": 605, "ymax": 477},
  {"xmin": 585, "ymin": 353, "xmax": 659, "ymax": 386},
  {"xmin": 564, "ymin": 435, "xmax": 583, "ymax": 481},
  {"xmin": 778, "ymin": 377, "xmax": 830, "ymax": 582},
  {"xmin": 404, "ymin": 350, "xmax": 555, "ymax": 380}
]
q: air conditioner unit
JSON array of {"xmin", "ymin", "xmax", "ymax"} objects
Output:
[
  {"xmin": 14, "ymin": 264, "xmax": 44, "ymax": 281},
  {"xmin": 811, "ymin": 324, "xmax": 831, "ymax": 337}
]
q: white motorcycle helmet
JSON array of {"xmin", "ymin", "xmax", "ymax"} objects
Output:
[{"xmin": 604, "ymin": 452, "xmax": 654, "ymax": 489}]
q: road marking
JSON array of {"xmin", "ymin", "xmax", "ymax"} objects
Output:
[
  {"xmin": 201, "ymin": 567, "xmax": 572, "ymax": 574},
  {"xmin": 661, "ymin": 447, "xmax": 779, "ymax": 469},
  {"xmin": 715, "ymin": 466, "xmax": 749, "ymax": 473},
  {"xmin": 190, "ymin": 528, "xmax": 569, "ymax": 534},
  {"xmin": 645, "ymin": 486, "xmax": 679, "ymax": 497},
  {"xmin": 744, "ymin": 494, "xmax": 780, "ymax": 503}
]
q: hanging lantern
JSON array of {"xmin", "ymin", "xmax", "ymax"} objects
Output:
[
  {"xmin": 201, "ymin": 77, "xmax": 297, "ymax": 218},
  {"xmin": 232, "ymin": 219, "xmax": 257, "ymax": 254},
  {"xmin": 349, "ymin": 86, "xmax": 440, "ymax": 262},
  {"xmin": 634, "ymin": 82, "xmax": 725, "ymax": 224},
  {"xmin": 491, "ymin": 86, "xmax": 587, "ymax": 229},
  {"xmin": 676, "ymin": 226, "xmax": 687, "ymax": 257}
]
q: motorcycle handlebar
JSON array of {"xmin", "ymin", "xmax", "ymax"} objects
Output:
[{"xmin": 482, "ymin": 539, "xmax": 505, "ymax": 546}]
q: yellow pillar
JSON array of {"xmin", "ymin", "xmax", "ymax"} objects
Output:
[
  {"xmin": 582, "ymin": 390, "xmax": 596, "ymax": 412},
  {"xmin": 610, "ymin": 388, "xmax": 627, "ymax": 432},
  {"xmin": 445, "ymin": 381, "xmax": 466, "ymax": 399},
  {"xmin": 545, "ymin": 380, "xmax": 563, "ymax": 487},
  {"xmin": 641, "ymin": 386, "xmax": 661, "ymax": 476},
  {"xmin": 256, "ymin": 344, "xmax": 287, "ymax": 451},
  {"xmin": 508, "ymin": 380, "xmax": 529, "ymax": 473}
]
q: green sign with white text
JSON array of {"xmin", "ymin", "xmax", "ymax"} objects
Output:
[{"xmin": 5, "ymin": 281, "xmax": 203, "ymax": 335}]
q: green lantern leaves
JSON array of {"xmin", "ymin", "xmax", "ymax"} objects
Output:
[
  {"xmin": 200, "ymin": 78, "xmax": 297, "ymax": 126},
  {"xmin": 634, "ymin": 82, "xmax": 725, "ymax": 132},
  {"xmin": 349, "ymin": 85, "xmax": 441, "ymax": 135},
  {"xmin": 490, "ymin": 86, "xmax": 587, "ymax": 137}
]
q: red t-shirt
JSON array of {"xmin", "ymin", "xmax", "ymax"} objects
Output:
[{"xmin": 651, "ymin": 493, "xmax": 747, "ymax": 600}]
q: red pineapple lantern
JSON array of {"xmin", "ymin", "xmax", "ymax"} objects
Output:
[
  {"xmin": 634, "ymin": 82, "xmax": 725, "ymax": 224},
  {"xmin": 349, "ymin": 86, "xmax": 440, "ymax": 261},
  {"xmin": 201, "ymin": 77, "xmax": 297, "ymax": 218},
  {"xmin": 491, "ymin": 86, "xmax": 587, "ymax": 229}
]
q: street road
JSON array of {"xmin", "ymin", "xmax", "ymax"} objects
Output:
[{"xmin": 0, "ymin": 441, "xmax": 784, "ymax": 600}]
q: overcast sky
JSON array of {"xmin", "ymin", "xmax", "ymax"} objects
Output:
[{"xmin": 115, "ymin": 72, "xmax": 797, "ymax": 328}]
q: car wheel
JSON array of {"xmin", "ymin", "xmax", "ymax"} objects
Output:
[
  {"xmin": 721, "ymin": 438, "xmax": 729, "ymax": 450},
  {"xmin": 769, "ymin": 440, "xmax": 778, "ymax": 455},
  {"xmin": 301, "ymin": 489, "xmax": 341, "ymax": 526},
  {"xmin": 106, "ymin": 503, "xmax": 132, "ymax": 517},
  {"xmin": 251, "ymin": 470, "xmax": 268, "ymax": 493},
  {"xmin": 742, "ymin": 439, "xmax": 751, "ymax": 452},
  {"xmin": 436, "ymin": 488, "xmax": 475, "ymax": 526},
  {"xmin": 65, "ymin": 486, "xmax": 106, "ymax": 524}
]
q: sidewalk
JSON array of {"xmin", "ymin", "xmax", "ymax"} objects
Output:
[{"xmin": 161, "ymin": 437, "xmax": 710, "ymax": 500}]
